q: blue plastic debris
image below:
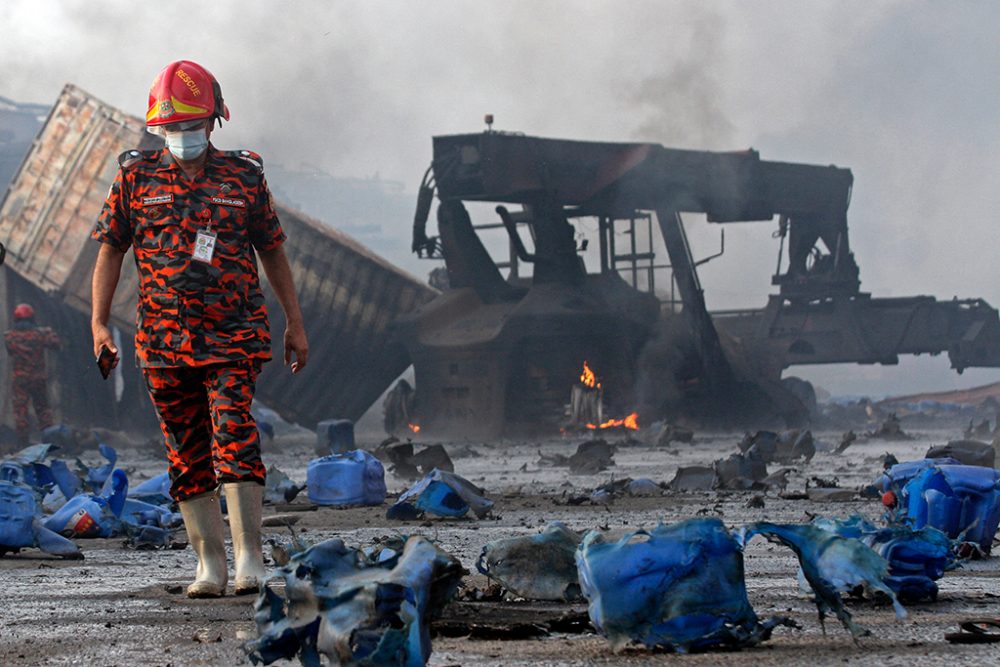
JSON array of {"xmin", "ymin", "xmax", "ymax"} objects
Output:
[
  {"xmin": 477, "ymin": 522, "xmax": 583, "ymax": 601},
  {"xmin": 1, "ymin": 443, "xmax": 60, "ymax": 489},
  {"xmin": 0, "ymin": 480, "xmax": 81, "ymax": 558},
  {"xmin": 77, "ymin": 443, "xmax": 117, "ymax": 493},
  {"xmin": 128, "ymin": 471, "xmax": 172, "ymax": 506},
  {"xmin": 576, "ymin": 518, "xmax": 795, "ymax": 652},
  {"xmin": 246, "ymin": 535, "xmax": 464, "ymax": 666},
  {"xmin": 739, "ymin": 522, "xmax": 906, "ymax": 642},
  {"xmin": 306, "ymin": 449, "xmax": 386, "ymax": 506},
  {"xmin": 809, "ymin": 515, "xmax": 954, "ymax": 601},
  {"xmin": 264, "ymin": 465, "xmax": 304, "ymax": 505},
  {"xmin": 881, "ymin": 460, "xmax": 1000, "ymax": 553},
  {"xmin": 386, "ymin": 469, "xmax": 492, "ymax": 520},
  {"xmin": 44, "ymin": 468, "xmax": 129, "ymax": 538}
]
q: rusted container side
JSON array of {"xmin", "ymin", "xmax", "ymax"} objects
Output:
[{"xmin": 0, "ymin": 84, "xmax": 434, "ymax": 429}]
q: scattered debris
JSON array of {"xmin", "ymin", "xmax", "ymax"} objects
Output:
[
  {"xmin": 880, "ymin": 459, "xmax": 1000, "ymax": 554},
  {"xmin": 834, "ymin": 431, "xmax": 857, "ymax": 455},
  {"xmin": 739, "ymin": 430, "xmax": 815, "ymax": 464},
  {"xmin": 247, "ymin": 535, "xmax": 464, "ymax": 666},
  {"xmin": 946, "ymin": 618, "xmax": 1000, "ymax": 644},
  {"xmin": 867, "ymin": 413, "xmax": 912, "ymax": 440},
  {"xmin": 44, "ymin": 468, "xmax": 128, "ymax": 538},
  {"xmin": 0, "ymin": 480, "xmax": 81, "ymax": 558},
  {"xmin": 477, "ymin": 522, "xmax": 583, "ymax": 601},
  {"xmin": 925, "ymin": 440, "xmax": 995, "ymax": 468},
  {"xmin": 386, "ymin": 469, "xmax": 493, "ymax": 520},
  {"xmin": 375, "ymin": 441, "xmax": 454, "ymax": 480},
  {"xmin": 646, "ymin": 421, "xmax": 694, "ymax": 446},
  {"xmin": 589, "ymin": 477, "xmax": 662, "ymax": 503},
  {"xmin": 739, "ymin": 522, "xmax": 906, "ymax": 642},
  {"xmin": 713, "ymin": 453, "xmax": 768, "ymax": 490},
  {"xmin": 539, "ymin": 439, "xmax": 616, "ymax": 475},
  {"xmin": 263, "ymin": 466, "xmax": 304, "ymax": 505},
  {"xmin": 668, "ymin": 466, "xmax": 716, "ymax": 492},
  {"xmin": 963, "ymin": 418, "xmax": 995, "ymax": 441},
  {"xmin": 810, "ymin": 516, "xmax": 955, "ymax": 602},
  {"xmin": 306, "ymin": 449, "xmax": 386, "ymax": 507},
  {"xmin": 577, "ymin": 518, "xmax": 796, "ymax": 652}
]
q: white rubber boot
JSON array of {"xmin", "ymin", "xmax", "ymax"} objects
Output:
[
  {"xmin": 224, "ymin": 481, "xmax": 267, "ymax": 595},
  {"xmin": 178, "ymin": 490, "xmax": 228, "ymax": 598}
]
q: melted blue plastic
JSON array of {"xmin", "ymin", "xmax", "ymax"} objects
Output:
[{"xmin": 576, "ymin": 518, "xmax": 793, "ymax": 652}]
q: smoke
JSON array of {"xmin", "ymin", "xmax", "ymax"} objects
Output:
[
  {"xmin": 2, "ymin": 0, "xmax": 999, "ymax": 396},
  {"xmin": 627, "ymin": 8, "xmax": 735, "ymax": 149}
]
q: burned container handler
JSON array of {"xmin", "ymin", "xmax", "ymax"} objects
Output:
[
  {"xmin": 90, "ymin": 60, "xmax": 308, "ymax": 598},
  {"xmin": 4, "ymin": 303, "xmax": 61, "ymax": 444}
]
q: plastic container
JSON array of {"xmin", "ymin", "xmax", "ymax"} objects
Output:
[
  {"xmin": 307, "ymin": 449, "xmax": 385, "ymax": 506},
  {"xmin": 315, "ymin": 419, "xmax": 356, "ymax": 455}
]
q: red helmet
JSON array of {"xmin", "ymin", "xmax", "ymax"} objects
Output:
[
  {"xmin": 13, "ymin": 303, "xmax": 34, "ymax": 320},
  {"xmin": 146, "ymin": 60, "xmax": 230, "ymax": 128}
]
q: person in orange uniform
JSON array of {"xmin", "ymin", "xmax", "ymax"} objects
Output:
[
  {"xmin": 90, "ymin": 60, "xmax": 308, "ymax": 598},
  {"xmin": 4, "ymin": 303, "xmax": 61, "ymax": 444}
]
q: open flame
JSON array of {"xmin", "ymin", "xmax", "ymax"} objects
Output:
[
  {"xmin": 408, "ymin": 423, "xmax": 421, "ymax": 433},
  {"xmin": 586, "ymin": 412, "xmax": 639, "ymax": 431},
  {"xmin": 580, "ymin": 360, "xmax": 601, "ymax": 389}
]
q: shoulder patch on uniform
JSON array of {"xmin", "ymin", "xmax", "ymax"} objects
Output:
[
  {"xmin": 225, "ymin": 149, "xmax": 264, "ymax": 173},
  {"xmin": 117, "ymin": 149, "xmax": 158, "ymax": 169}
]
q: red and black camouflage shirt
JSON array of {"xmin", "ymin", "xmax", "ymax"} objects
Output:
[
  {"xmin": 4, "ymin": 325, "xmax": 60, "ymax": 381},
  {"xmin": 92, "ymin": 145, "xmax": 285, "ymax": 368}
]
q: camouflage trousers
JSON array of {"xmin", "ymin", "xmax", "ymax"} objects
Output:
[
  {"xmin": 11, "ymin": 376, "xmax": 53, "ymax": 441},
  {"xmin": 143, "ymin": 360, "xmax": 265, "ymax": 501}
]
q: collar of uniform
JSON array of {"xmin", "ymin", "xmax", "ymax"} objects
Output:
[{"xmin": 157, "ymin": 143, "xmax": 222, "ymax": 174}]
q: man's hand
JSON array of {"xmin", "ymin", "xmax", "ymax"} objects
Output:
[
  {"xmin": 91, "ymin": 323, "xmax": 120, "ymax": 369},
  {"xmin": 284, "ymin": 322, "xmax": 309, "ymax": 373}
]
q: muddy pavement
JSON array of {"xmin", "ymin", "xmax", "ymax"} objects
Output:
[{"xmin": 2, "ymin": 426, "xmax": 1000, "ymax": 666}]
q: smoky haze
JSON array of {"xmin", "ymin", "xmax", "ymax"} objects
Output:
[{"xmin": 2, "ymin": 0, "xmax": 999, "ymax": 397}]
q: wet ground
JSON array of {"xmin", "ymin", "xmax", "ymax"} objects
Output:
[{"xmin": 2, "ymin": 424, "xmax": 1000, "ymax": 666}]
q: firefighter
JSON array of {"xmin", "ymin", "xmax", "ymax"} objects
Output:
[
  {"xmin": 4, "ymin": 303, "xmax": 61, "ymax": 444},
  {"xmin": 90, "ymin": 60, "xmax": 308, "ymax": 598}
]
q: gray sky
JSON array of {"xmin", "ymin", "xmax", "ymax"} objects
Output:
[{"xmin": 4, "ymin": 0, "xmax": 999, "ymax": 397}]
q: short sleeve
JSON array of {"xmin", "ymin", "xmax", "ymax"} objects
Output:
[
  {"xmin": 92, "ymin": 168, "xmax": 133, "ymax": 251},
  {"xmin": 248, "ymin": 174, "xmax": 286, "ymax": 252}
]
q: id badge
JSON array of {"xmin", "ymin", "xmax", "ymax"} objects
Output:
[{"xmin": 192, "ymin": 229, "xmax": 217, "ymax": 263}]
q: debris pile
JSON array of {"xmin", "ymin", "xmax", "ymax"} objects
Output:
[{"xmin": 247, "ymin": 535, "xmax": 464, "ymax": 666}]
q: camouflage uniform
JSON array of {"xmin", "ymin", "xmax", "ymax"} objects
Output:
[
  {"xmin": 92, "ymin": 145, "xmax": 285, "ymax": 500},
  {"xmin": 4, "ymin": 323, "xmax": 61, "ymax": 441}
]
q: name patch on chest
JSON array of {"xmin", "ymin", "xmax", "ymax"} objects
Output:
[
  {"xmin": 211, "ymin": 196, "xmax": 247, "ymax": 208},
  {"xmin": 140, "ymin": 195, "xmax": 174, "ymax": 207}
]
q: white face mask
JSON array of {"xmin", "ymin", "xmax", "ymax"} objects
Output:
[{"xmin": 165, "ymin": 129, "xmax": 209, "ymax": 161}]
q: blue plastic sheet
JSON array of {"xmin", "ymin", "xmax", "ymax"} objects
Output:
[
  {"xmin": 306, "ymin": 449, "xmax": 385, "ymax": 506},
  {"xmin": 576, "ymin": 518, "xmax": 794, "ymax": 652},
  {"xmin": 128, "ymin": 471, "xmax": 172, "ymax": 506},
  {"xmin": 477, "ymin": 522, "xmax": 583, "ymax": 601},
  {"xmin": 247, "ymin": 535, "xmax": 464, "ymax": 666},
  {"xmin": 739, "ymin": 522, "xmax": 905, "ymax": 641},
  {"xmin": 386, "ymin": 469, "xmax": 492, "ymax": 520},
  {"xmin": 881, "ymin": 459, "xmax": 1000, "ymax": 553}
]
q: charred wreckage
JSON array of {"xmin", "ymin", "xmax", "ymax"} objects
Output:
[
  {"xmin": 1, "ymin": 88, "xmax": 1000, "ymax": 439},
  {"xmin": 398, "ymin": 130, "xmax": 1000, "ymax": 437}
]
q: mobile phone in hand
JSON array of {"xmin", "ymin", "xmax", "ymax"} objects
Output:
[{"xmin": 97, "ymin": 347, "xmax": 117, "ymax": 379}]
